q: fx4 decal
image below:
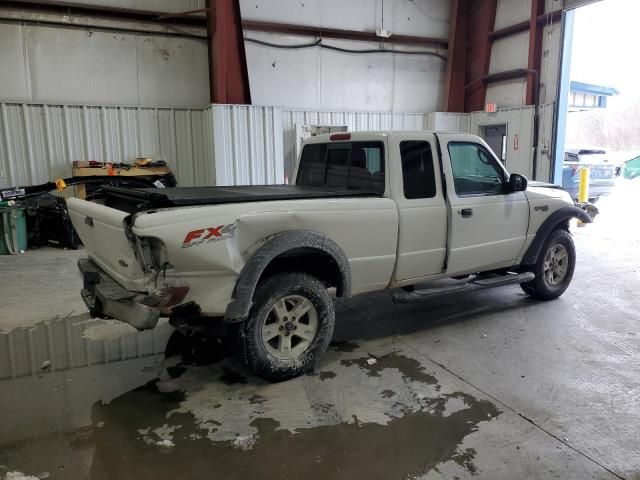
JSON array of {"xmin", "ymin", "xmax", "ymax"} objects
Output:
[{"xmin": 182, "ymin": 223, "xmax": 237, "ymax": 248}]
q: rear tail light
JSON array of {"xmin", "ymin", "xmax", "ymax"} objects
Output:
[
  {"xmin": 139, "ymin": 286, "xmax": 189, "ymax": 308},
  {"xmin": 330, "ymin": 133, "xmax": 351, "ymax": 141}
]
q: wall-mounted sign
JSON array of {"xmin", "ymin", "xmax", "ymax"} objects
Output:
[
  {"xmin": 485, "ymin": 103, "xmax": 497, "ymax": 113},
  {"xmin": 514, "ymin": 134, "xmax": 520, "ymax": 151}
]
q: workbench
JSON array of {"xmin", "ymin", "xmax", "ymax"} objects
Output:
[{"xmin": 72, "ymin": 163, "xmax": 172, "ymax": 199}]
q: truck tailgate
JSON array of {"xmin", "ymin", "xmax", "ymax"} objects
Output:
[{"xmin": 67, "ymin": 198, "xmax": 145, "ymax": 291}]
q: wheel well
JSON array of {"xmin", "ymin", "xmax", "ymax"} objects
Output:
[{"xmin": 259, "ymin": 247, "xmax": 343, "ymax": 294}]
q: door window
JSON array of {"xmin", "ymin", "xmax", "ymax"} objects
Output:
[
  {"xmin": 400, "ymin": 141, "xmax": 436, "ymax": 199},
  {"xmin": 448, "ymin": 142, "xmax": 506, "ymax": 196}
]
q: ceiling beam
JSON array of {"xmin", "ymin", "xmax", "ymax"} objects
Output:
[{"xmin": 241, "ymin": 20, "xmax": 448, "ymax": 48}]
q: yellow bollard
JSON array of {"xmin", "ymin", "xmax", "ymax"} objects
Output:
[{"xmin": 577, "ymin": 167, "xmax": 590, "ymax": 227}]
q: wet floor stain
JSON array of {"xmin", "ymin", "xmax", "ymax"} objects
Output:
[
  {"xmin": 1, "ymin": 335, "xmax": 502, "ymax": 479},
  {"xmin": 381, "ymin": 389, "xmax": 397, "ymax": 398},
  {"xmin": 89, "ymin": 380, "xmax": 500, "ymax": 480},
  {"xmin": 318, "ymin": 371, "xmax": 336, "ymax": 380},
  {"xmin": 78, "ymin": 348, "xmax": 503, "ymax": 479},
  {"xmin": 219, "ymin": 367, "xmax": 247, "ymax": 385},
  {"xmin": 329, "ymin": 340, "xmax": 360, "ymax": 352},
  {"xmin": 451, "ymin": 447, "xmax": 478, "ymax": 475},
  {"xmin": 341, "ymin": 352, "xmax": 438, "ymax": 385},
  {"xmin": 248, "ymin": 394, "xmax": 267, "ymax": 405}
]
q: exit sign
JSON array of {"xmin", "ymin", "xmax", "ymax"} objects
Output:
[{"xmin": 486, "ymin": 103, "xmax": 497, "ymax": 113}]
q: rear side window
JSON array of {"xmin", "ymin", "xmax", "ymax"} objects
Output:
[
  {"xmin": 400, "ymin": 141, "xmax": 436, "ymax": 199},
  {"xmin": 297, "ymin": 141, "xmax": 385, "ymax": 194}
]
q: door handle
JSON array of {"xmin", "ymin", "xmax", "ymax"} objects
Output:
[{"xmin": 459, "ymin": 208, "xmax": 473, "ymax": 218}]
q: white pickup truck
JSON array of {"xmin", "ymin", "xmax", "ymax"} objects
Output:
[{"xmin": 68, "ymin": 131, "xmax": 592, "ymax": 380}]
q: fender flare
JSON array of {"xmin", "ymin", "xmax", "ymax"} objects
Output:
[
  {"xmin": 521, "ymin": 206, "xmax": 592, "ymax": 266},
  {"xmin": 223, "ymin": 230, "xmax": 351, "ymax": 323}
]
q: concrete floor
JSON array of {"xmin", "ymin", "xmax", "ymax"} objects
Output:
[{"xmin": 1, "ymin": 179, "xmax": 639, "ymax": 480}]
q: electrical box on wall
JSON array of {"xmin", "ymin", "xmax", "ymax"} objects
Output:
[{"xmin": 295, "ymin": 124, "xmax": 349, "ymax": 159}]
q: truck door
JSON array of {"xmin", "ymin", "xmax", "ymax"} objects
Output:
[
  {"xmin": 393, "ymin": 133, "xmax": 447, "ymax": 281},
  {"xmin": 436, "ymin": 134, "xmax": 529, "ymax": 275}
]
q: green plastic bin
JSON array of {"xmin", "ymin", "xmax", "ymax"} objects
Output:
[{"xmin": 0, "ymin": 207, "xmax": 27, "ymax": 255}]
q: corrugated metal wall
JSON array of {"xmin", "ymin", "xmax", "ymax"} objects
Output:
[
  {"xmin": 0, "ymin": 102, "xmax": 209, "ymax": 188},
  {"xmin": 210, "ymin": 105, "xmax": 284, "ymax": 185},
  {"xmin": 281, "ymin": 109, "xmax": 429, "ymax": 178},
  {"xmin": 0, "ymin": 316, "xmax": 173, "ymax": 381},
  {"xmin": 0, "ymin": 102, "xmax": 427, "ymax": 189}
]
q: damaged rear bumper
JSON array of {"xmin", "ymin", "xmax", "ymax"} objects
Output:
[{"xmin": 78, "ymin": 257, "xmax": 188, "ymax": 330}]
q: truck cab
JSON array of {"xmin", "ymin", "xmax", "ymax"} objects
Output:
[{"xmin": 297, "ymin": 132, "xmax": 538, "ymax": 284}]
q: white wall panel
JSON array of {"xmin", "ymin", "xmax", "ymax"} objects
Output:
[
  {"xmin": 0, "ymin": 23, "xmax": 208, "ymax": 108},
  {"xmin": 318, "ymin": 40, "xmax": 395, "ymax": 111},
  {"xmin": 489, "ymin": 32, "xmax": 530, "ymax": 74},
  {"xmin": 210, "ymin": 105, "xmax": 284, "ymax": 186},
  {"xmin": 0, "ymin": 23, "xmax": 29, "ymax": 101},
  {"xmin": 244, "ymin": 33, "xmax": 446, "ymax": 112},
  {"xmin": 485, "ymin": 79, "xmax": 528, "ymax": 110},
  {"xmin": 241, "ymin": 1, "xmax": 448, "ymax": 112},
  {"xmin": 393, "ymin": 53, "xmax": 446, "ymax": 112},
  {"xmin": 240, "ymin": 0, "xmax": 449, "ymax": 37},
  {"xmin": 136, "ymin": 36, "xmax": 210, "ymax": 107},
  {"xmin": 494, "ymin": 0, "xmax": 531, "ymax": 30},
  {"xmin": 428, "ymin": 112, "xmax": 471, "ymax": 132}
]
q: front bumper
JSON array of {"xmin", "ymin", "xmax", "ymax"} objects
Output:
[{"xmin": 78, "ymin": 257, "xmax": 187, "ymax": 330}]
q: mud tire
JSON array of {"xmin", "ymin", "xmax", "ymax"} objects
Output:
[
  {"xmin": 521, "ymin": 228, "xmax": 576, "ymax": 300},
  {"xmin": 241, "ymin": 273, "xmax": 335, "ymax": 381}
]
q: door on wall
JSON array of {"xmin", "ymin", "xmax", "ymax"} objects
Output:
[{"xmin": 481, "ymin": 124, "xmax": 508, "ymax": 167}]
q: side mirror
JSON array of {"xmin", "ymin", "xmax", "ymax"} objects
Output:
[{"xmin": 508, "ymin": 173, "xmax": 528, "ymax": 192}]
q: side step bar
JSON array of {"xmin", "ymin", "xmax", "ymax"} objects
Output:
[{"xmin": 392, "ymin": 272, "xmax": 535, "ymax": 304}]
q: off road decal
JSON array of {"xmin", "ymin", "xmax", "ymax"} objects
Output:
[{"xmin": 182, "ymin": 223, "xmax": 237, "ymax": 248}]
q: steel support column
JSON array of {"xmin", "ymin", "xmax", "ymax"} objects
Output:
[
  {"xmin": 443, "ymin": 0, "xmax": 468, "ymax": 112},
  {"xmin": 464, "ymin": 0, "xmax": 498, "ymax": 112},
  {"xmin": 206, "ymin": 0, "xmax": 251, "ymax": 104},
  {"xmin": 526, "ymin": 0, "xmax": 545, "ymax": 105}
]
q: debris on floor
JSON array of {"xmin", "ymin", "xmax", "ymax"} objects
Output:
[{"xmin": 4, "ymin": 472, "xmax": 40, "ymax": 480}]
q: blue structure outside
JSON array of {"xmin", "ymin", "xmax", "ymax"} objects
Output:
[{"xmin": 570, "ymin": 81, "xmax": 619, "ymax": 97}]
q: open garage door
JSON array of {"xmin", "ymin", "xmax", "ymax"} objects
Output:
[{"xmin": 563, "ymin": 0, "xmax": 603, "ymax": 10}]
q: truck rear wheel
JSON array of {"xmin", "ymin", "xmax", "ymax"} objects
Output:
[
  {"xmin": 241, "ymin": 273, "xmax": 335, "ymax": 381},
  {"xmin": 520, "ymin": 228, "xmax": 576, "ymax": 300}
]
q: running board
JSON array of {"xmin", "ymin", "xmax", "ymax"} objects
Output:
[{"xmin": 392, "ymin": 272, "xmax": 535, "ymax": 304}]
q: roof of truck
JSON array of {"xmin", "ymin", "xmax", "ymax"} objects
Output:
[{"xmin": 303, "ymin": 131, "xmax": 475, "ymax": 143}]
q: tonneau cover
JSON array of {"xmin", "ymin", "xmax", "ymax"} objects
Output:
[{"xmin": 101, "ymin": 184, "xmax": 379, "ymax": 211}]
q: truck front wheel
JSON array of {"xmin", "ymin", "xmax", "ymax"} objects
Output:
[
  {"xmin": 520, "ymin": 228, "xmax": 576, "ymax": 300},
  {"xmin": 241, "ymin": 273, "xmax": 335, "ymax": 381}
]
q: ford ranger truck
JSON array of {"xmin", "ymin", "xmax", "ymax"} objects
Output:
[{"xmin": 67, "ymin": 132, "xmax": 593, "ymax": 381}]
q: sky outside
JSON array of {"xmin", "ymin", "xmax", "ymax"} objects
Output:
[{"xmin": 571, "ymin": 0, "xmax": 640, "ymax": 103}]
